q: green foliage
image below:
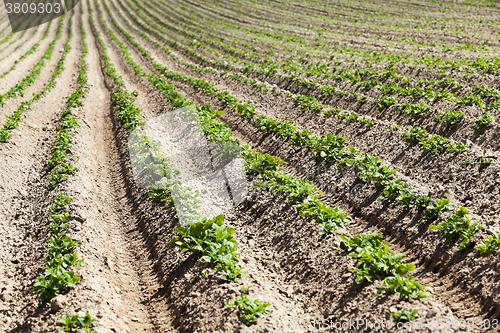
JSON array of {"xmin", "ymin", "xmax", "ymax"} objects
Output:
[
  {"xmin": 457, "ymin": 95, "xmax": 485, "ymax": 108},
  {"xmin": 391, "ymin": 309, "xmax": 419, "ymax": 323},
  {"xmin": 435, "ymin": 110, "xmax": 464, "ymax": 129},
  {"xmin": 340, "ymin": 233, "xmax": 384, "ymax": 253},
  {"xmin": 57, "ymin": 313, "xmax": 99, "ymax": 333},
  {"xmin": 476, "ymin": 234, "xmax": 500, "ymax": 257},
  {"xmin": 446, "ymin": 142, "xmax": 469, "ymax": 154},
  {"xmin": 323, "ymin": 107, "xmax": 342, "ymax": 118},
  {"xmin": 379, "ymin": 179, "xmax": 407, "ymax": 203},
  {"xmin": 0, "ymin": 14, "xmax": 70, "ymax": 143},
  {"xmin": 359, "ymin": 117, "xmax": 376, "ymax": 129},
  {"xmin": 168, "ymin": 215, "xmax": 245, "ymax": 282},
  {"xmin": 423, "ymin": 198, "xmax": 455, "ymax": 221},
  {"xmin": 292, "ymin": 94, "xmax": 325, "ymax": 113},
  {"xmin": 256, "ymin": 171, "xmax": 320, "ymax": 203},
  {"xmin": 244, "ymin": 152, "xmax": 286, "ymax": 176},
  {"xmin": 226, "ymin": 293, "xmax": 272, "ymax": 326},
  {"xmin": 356, "ymin": 154, "xmax": 396, "ymax": 188},
  {"xmin": 311, "ymin": 134, "xmax": 347, "ymax": 163},
  {"xmin": 380, "ymin": 82, "xmax": 400, "ymax": 96},
  {"xmin": 420, "ymin": 135, "xmax": 449, "ymax": 153},
  {"xmin": 395, "ymin": 189, "xmax": 417, "ymax": 209},
  {"xmin": 374, "ymin": 96, "xmax": 397, "ymax": 112},
  {"xmin": 387, "ymin": 125, "xmax": 401, "ymax": 133},
  {"xmin": 31, "ymin": 254, "xmax": 84, "ymax": 304},
  {"xmin": 379, "ymin": 274, "xmax": 433, "ymax": 300},
  {"xmin": 358, "ymin": 80, "xmax": 380, "ymax": 91},
  {"xmin": 49, "ymin": 161, "xmax": 79, "ymax": 190},
  {"xmin": 429, "ymin": 207, "xmax": 483, "ymax": 250},
  {"xmin": 236, "ymin": 104, "xmax": 256, "ymax": 120},
  {"xmin": 486, "ymin": 101, "xmax": 500, "ymax": 112},
  {"xmin": 398, "ymin": 103, "xmax": 431, "ymax": 119},
  {"xmin": 345, "ymin": 241, "xmax": 415, "ymax": 284},
  {"xmin": 474, "ymin": 112, "xmax": 495, "ymax": 130},
  {"xmin": 344, "ymin": 113, "xmax": 358, "ymax": 123},
  {"xmin": 297, "ymin": 197, "xmax": 351, "ymax": 237},
  {"xmin": 112, "ymin": 91, "xmax": 144, "ymax": 131},
  {"xmin": 415, "ymin": 195, "xmax": 431, "ymax": 211},
  {"xmin": 255, "ymin": 116, "xmax": 297, "ymax": 140},
  {"xmin": 217, "ymin": 91, "xmax": 238, "ymax": 108},
  {"xmin": 45, "ymin": 234, "xmax": 82, "ymax": 261},
  {"xmin": 50, "ymin": 194, "xmax": 72, "ymax": 214},
  {"xmin": 403, "ymin": 127, "xmax": 429, "ymax": 143},
  {"xmin": 476, "ymin": 157, "xmax": 493, "ymax": 168},
  {"xmin": 290, "ymin": 129, "xmax": 317, "ymax": 148}
]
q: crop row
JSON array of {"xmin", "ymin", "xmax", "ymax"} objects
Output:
[
  {"xmin": 0, "ymin": 14, "xmax": 67, "ymax": 143},
  {"xmin": 109, "ymin": 0, "xmax": 496, "ymax": 188},
  {"xmin": 21, "ymin": 6, "xmax": 100, "ymax": 332},
  {"xmin": 204, "ymin": 0, "xmax": 497, "ymax": 51},
  {"xmin": 208, "ymin": 0, "xmax": 500, "ymax": 64},
  {"xmin": 109, "ymin": 0, "xmax": 499, "ymax": 258},
  {"xmin": 0, "ymin": 18, "xmax": 51, "ymax": 79},
  {"xmin": 100, "ymin": 0, "xmax": 441, "ymax": 319},
  {"xmin": 91, "ymin": 0, "xmax": 273, "ymax": 325},
  {"xmin": 157, "ymin": 0, "xmax": 500, "ymax": 78},
  {"xmin": 121, "ymin": 0, "xmax": 500, "ymax": 145},
  {"xmin": 130, "ymin": 0, "xmax": 492, "ymax": 102},
  {"xmin": 94, "ymin": 0, "xmax": 250, "ymax": 282},
  {"xmin": 0, "ymin": 7, "xmax": 34, "ymax": 46},
  {"xmin": 0, "ymin": 20, "xmax": 47, "ymax": 63}
]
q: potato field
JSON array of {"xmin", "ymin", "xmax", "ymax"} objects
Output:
[{"xmin": 0, "ymin": 0, "xmax": 500, "ymax": 332}]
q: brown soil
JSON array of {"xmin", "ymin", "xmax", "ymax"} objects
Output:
[{"xmin": 1, "ymin": 0, "xmax": 499, "ymax": 332}]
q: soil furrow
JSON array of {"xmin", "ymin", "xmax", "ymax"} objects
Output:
[{"xmin": 0, "ymin": 9, "xmax": 81, "ymax": 331}]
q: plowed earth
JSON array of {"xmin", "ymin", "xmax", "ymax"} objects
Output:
[{"xmin": 1, "ymin": 0, "xmax": 500, "ymax": 332}]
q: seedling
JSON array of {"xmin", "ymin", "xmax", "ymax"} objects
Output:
[
  {"xmin": 476, "ymin": 157, "xmax": 493, "ymax": 169},
  {"xmin": 374, "ymin": 96, "xmax": 397, "ymax": 112},
  {"xmin": 297, "ymin": 198, "xmax": 351, "ymax": 236},
  {"xmin": 311, "ymin": 134, "xmax": 347, "ymax": 163},
  {"xmin": 395, "ymin": 189, "xmax": 417, "ymax": 209},
  {"xmin": 168, "ymin": 215, "xmax": 245, "ymax": 282},
  {"xmin": 323, "ymin": 107, "xmax": 342, "ymax": 118},
  {"xmin": 344, "ymin": 113, "xmax": 359, "ymax": 123},
  {"xmin": 356, "ymin": 154, "xmax": 395, "ymax": 186},
  {"xmin": 226, "ymin": 293, "xmax": 272, "ymax": 326},
  {"xmin": 56, "ymin": 313, "xmax": 99, "ymax": 333},
  {"xmin": 415, "ymin": 195, "xmax": 431, "ymax": 211},
  {"xmin": 236, "ymin": 104, "xmax": 256, "ymax": 120},
  {"xmin": 244, "ymin": 153, "xmax": 286, "ymax": 176},
  {"xmin": 340, "ymin": 233, "xmax": 415, "ymax": 284},
  {"xmin": 399, "ymin": 103, "xmax": 431, "ymax": 119},
  {"xmin": 423, "ymin": 198, "xmax": 455, "ymax": 221},
  {"xmin": 420, "ymin": 135, "xmax": 449, "ymax": 153},
  {"xmin": 457, "ymin": 95, "xmax": 485, "ymax": 108},
  {"xmin": 429, "ymin": 207, "xmax": 483, "ymax": 250},
  {"xmin": 387, "ymin": 125, "xmax": 400, "ymax": 133},
  {"xmin": 379, "ymin": 179, "xmax": 407, "ymax": 203},
  {"xmin": 340, "ymin": 233, "xmax": 385, "ymax": 253},
  {"xmin": 435, "ymin": 110, "xmax": 464, "ymax": 129},
  {"xmin": 358, "ymin": 117, "xmax": 375, "ymax": 129},
  {"xmin": 31, "ymin": 253, "xmax": 84, "ymax": 304},
  {"xmin": 446, "ymin": 142, "xmax": 469, "ymax": 154},
  {"xmin": 474, "ymin": 112, "xmax": 495, "ymax": 130},
  {"xmin": 379, "ymin": 274, "xmax": 433, "ymax": 300},
  {"xmin": 391, "ymin": 309, "xmax": 419, "ymax": 323},
  {"xmin": 256, "ymin": 171, "xmax": 320, "ymax": 203},
  {"xmin": 241, "ymin": 286, "xmax": 251, "ymax": 293},
  {"xmin": 403, "ymin": 127, "xmax": 429, "ymax": 143},
  {"xmin": 477, "ymin": 234, "xmax": 500, "ymax": 257}
]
